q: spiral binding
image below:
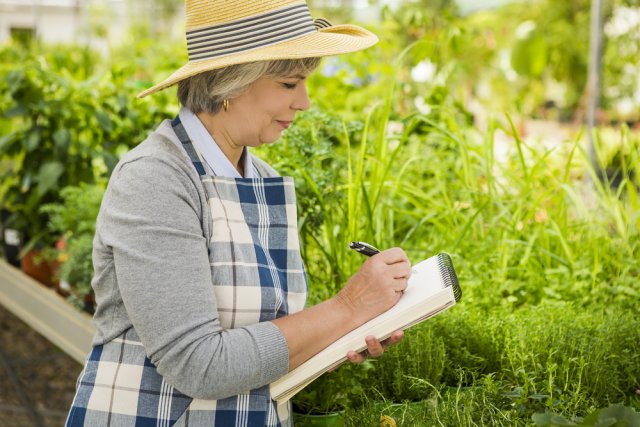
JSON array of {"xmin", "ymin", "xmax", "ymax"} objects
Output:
[{"xmin": 437, "ymin": 253, "xmax": 462, "ymax": 302}]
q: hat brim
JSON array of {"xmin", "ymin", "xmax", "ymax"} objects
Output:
[{"xmin": 137, "ymin": 24, "xmax": 377, "ymax": 98}]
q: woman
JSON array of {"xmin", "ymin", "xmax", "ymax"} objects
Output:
[{"xmin": 66, "ymin": 1, "xmax": 411, "ymax": 426}]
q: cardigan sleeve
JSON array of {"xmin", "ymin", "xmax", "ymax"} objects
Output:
[{"xmin": 93, "ymin": 155, "xmax": 289, "ymax": 400}]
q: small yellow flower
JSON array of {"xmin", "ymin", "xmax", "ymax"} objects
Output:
[{"xmin": 380, "ymin": 415, "xmax": 397, "ymax": 427}]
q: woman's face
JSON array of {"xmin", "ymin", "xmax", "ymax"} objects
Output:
[{"xmin": 225, "ymin": 73, "xmax": 311, "ymax": 146}]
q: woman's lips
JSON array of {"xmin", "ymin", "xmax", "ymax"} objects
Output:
[{"xmin": 276, "ymin": 120, "xmax": 292, "ymax": 129}]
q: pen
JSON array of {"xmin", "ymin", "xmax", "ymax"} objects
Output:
[{"xmin": 349, "ymin": 241, "xmax": 381, "ymax": 257}]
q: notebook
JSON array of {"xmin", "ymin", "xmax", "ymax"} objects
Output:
[{"xmin": 270, "ymin": 252, "xmax": 462, "ymax": 403}]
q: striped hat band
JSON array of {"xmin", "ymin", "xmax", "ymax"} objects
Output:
[
  {"xmin": 136, "ymin": 0, "xmax": 378, "ymax": 97},
  {"xmin": 187, "ymin": 3, "xmax": 322, "ymax": 62}
]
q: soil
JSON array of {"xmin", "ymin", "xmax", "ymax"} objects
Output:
[{"xmin": 0, "ymin": 303, "xmax": 83, "ymax": 427}]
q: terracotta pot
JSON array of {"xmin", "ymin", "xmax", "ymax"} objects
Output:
[
  {"xmin": 293, "ymin": 411, "xmax": 344, "ymax": 427},
  {"xmin": 20, "ymin": 249, "xmax": 55, "ymax": 287}
]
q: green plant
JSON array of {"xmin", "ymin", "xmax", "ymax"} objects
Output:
[
  {"xmin": 0, "ymin": 42, "xmax": 175, "ymax": 252},
  {"xmin": 366, "ymin": 324, "xmax": 446, "ymax": 402},
  {"xmin": 292, "ymin": 362, "xmax": 372, "ymax": 414},
  {"xmin": 534, "ymin": 404, "xmax": 640, "ymax": 427},
  {"xmin": 342, "ymin": 376, "xmax": 528, "ymax": 427},
  {"xmin": 430, "ymin": 309, "xmax": 504, "ymax": 387},
  {"xmin": 40, "ymin": 183, "xmax": 105, "ymax": 312},
  {"xmin": 499, "ymin": 304, "xmax": 640, "ymax": 414}
]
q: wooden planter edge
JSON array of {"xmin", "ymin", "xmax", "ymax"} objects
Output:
[{"xmin": 0, "ymin": 260, "xmax": 95, "ymax": 365}]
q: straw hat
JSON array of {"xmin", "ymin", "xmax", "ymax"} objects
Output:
[{"xmin": 137, "ymin": 0, "xmax": 378, "ymax": 98}]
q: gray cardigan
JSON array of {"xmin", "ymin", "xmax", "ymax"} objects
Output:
[{"xmin": 89, "ymin": 119, "xmax": 289, "ymax": 399}]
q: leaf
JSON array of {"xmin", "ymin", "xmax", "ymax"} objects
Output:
[
  {"xmin": 36, "ymin": 161, "xmax": 65, "ymax": 196},
  {"xmin": 596, "ymin": 404, "xmax": 640, "ymax": 426},
  {"xmin": 95, "ymin": 110, "xmax": 113, "ymax": 132},
  {"xmin": 3, "ymin": 105, "xmax": 28, "ymax": 118},
  {"xmin": 6, "ymin": 69, "xmax": 25, "ymax": 93},
  {"xmin": 25, "ymin": 129, "xmax": 41, "ymax": 152},
  {"xmin": 511, "ymin": 32, "xmax": 548, "ymax": 78},
  {"xmin": 0, "ymin": 134, "xmax": 15, "ymax": 153},
  {"xmin": 532, "ymin": 413, "xmax": 577, "ymax": 426},
  {"xmin": 53, "ymin": 128, "xmax": 71, "ymax": 150},
  {"xmin": 21, "ymin": 172, "xmax": 32, "ymax": 193},
  {"xmin": 616, "ymin": 286, "xmax": 640, "ymax": 297}
]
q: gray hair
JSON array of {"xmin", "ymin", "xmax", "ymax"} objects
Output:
[{"xmin": 177, "ymin": 57, "xmax": 322, "ymax": 114}]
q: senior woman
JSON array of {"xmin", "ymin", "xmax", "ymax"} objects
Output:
[{"xmin": 66, "ymin": 1, "xmax": 411, "ymax": 426}]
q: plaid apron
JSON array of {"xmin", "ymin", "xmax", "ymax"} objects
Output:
[{"xmin": 66, "ymin": 117, "xmax": 307, "ymax": 427}]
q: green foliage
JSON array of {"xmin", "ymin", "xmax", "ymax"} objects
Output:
[
  {"xmin": 366, "ymin": 325, "xmax": 446, "ymax": 402},
  {"xmin": 40, "ymin": 183, "xmax": 106, "ymax": 310},
  {"xmin": 499, "ymin": 305, "xmax": 639, "ymax": 416},
  {"xmin": 342, "ymin": 377, "xmax": 529, "ymax": 426},
  {"xmin": 534, "ymin": 404, "xmax": 640, "ymax": 427},
  {"xmin": 0, "ymin": 41, "xmax": 175, "ymax": 250},
  {"xmin": 430, "ymin": 309, "xmax": 504, "ymax": 387},
  {"xmin": 511, "ymin": 28, "xmax": 548, "ymax": 78},
  {"xmin": 293, "ymin": 362, "xmax": 373, "ymax": 414},
  {"xmin": 277, "ymin": 91, "xmax": 639, "ymax": 420},
  {"xmin": 1, "ymin": 3, "xmax": 639, "ymax": 423}
]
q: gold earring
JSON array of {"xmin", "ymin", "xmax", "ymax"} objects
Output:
[{"xmin": 223, "ymin": 99, "xmax": 229, "ymax": 112}]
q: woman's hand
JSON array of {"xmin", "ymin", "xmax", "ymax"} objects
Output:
[
  {"xmin": 336, "ymin": 248, "xmax": 410, "ymax": 364},
  {"xmin": 346, "ymin": 330, "xmax": 404, "ymax": 364},
  {"xmin": 274, "ymin": 247, "xmax": 410, "ymax": 371},
  {"xmin": 336, "ymin": 247, "xmax": 411, "ymax": 325}
]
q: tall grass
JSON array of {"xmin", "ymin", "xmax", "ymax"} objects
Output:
[{"xmin": 256, "ymin": 64, "xmax": 640, "ymax": 423}]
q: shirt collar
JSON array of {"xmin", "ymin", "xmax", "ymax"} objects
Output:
[{"xmin": 178, "ymin": 107, "xmax": 255, "ymax": 178}]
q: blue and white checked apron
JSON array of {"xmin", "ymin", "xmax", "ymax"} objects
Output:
[{"xmin": 66, "ymin": 117, "xmax": 308, "ymax": 427}]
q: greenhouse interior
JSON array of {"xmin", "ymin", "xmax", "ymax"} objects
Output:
[{"xmin": 0, "ymin": 0, "xmax": 639, "ymax": 426}]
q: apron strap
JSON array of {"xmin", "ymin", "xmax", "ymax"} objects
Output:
[{"xmin": 171, "ymin": 115, "xmax": 207, "ymax": 176}]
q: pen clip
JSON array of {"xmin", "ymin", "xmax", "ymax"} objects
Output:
[{"xmin": 349, "ymin": 241, "xmax": 381, "ymax": 257}]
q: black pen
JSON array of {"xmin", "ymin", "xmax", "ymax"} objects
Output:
[{"xmin": 349, "ymin": 241, "xmax": 381, "ymax": 257}]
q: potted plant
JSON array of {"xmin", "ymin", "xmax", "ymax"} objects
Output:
[
  {"xmin": 0, "ymin": 42, "xmax": 173, "ymax": 280},
  {"xmin": 0, "ymin": 50, "xmax": 101, "ymax": 275},
  {"xmin": 40, "ymin": 183, "xmax": 105, "ymax": 313},
  {"xmin": 292, "ymin": 362, "xmax": 373, "ymax": 427}
]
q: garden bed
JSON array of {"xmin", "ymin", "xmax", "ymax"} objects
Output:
[{"xmin": 0, "ymin": 260, "xmax": 94, "ymax": 364}]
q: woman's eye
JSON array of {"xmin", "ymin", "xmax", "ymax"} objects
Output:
[{"xmin": 282, "ymin": 82, "xmax": 297, "ymax": 89}]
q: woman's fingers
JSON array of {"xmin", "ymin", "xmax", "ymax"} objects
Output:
[
  {"xmin": 371, "ymin": 248, "xmax": 410, "ymax": 265},
  {"xmin": 375, "ymin": 247, "xmax": 410, "ymax": 265},
  {"xmin": 392, "ymin": 277, "xmax": 409, "ymax": 293},
  {"xmin": 346, "ymin": 331, "xmax": 404, "ymax": 364},
  {"xmin": 389, "ymin": 259, "xmax": 412, "ymax": 279},
  {"xmin": 365, "ymin": 335, "xmax": 384, "ymax": 357},
  {"xmin": 347, "ymin": 350, "xmax": 367, "ymax": 363},
  {"xmin": 381, "ymin": 330, "xmax": 404, "ymax": 347}
]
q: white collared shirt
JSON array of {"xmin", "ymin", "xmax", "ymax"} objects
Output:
[{"xmin": 179, "ymin": 107, "xmax": 256, "ymax": 178}]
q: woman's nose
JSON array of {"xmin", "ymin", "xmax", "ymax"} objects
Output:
[{"xmin": 292, "ymin": 82, "xmax": 311, "ymax": 111}]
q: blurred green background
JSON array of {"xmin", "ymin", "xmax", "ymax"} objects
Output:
[{"xmin": 1, "ymin": 0, "xmax": 639, "ymax": 425}]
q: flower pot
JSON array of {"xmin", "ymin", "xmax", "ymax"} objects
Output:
[
  {"xmin": 20, "ymin": 249, "xmax": 55, "ymax": 287},
  {"xmin": 293, "ymin": 411, "xmax": 344, "ymax": 427}
]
